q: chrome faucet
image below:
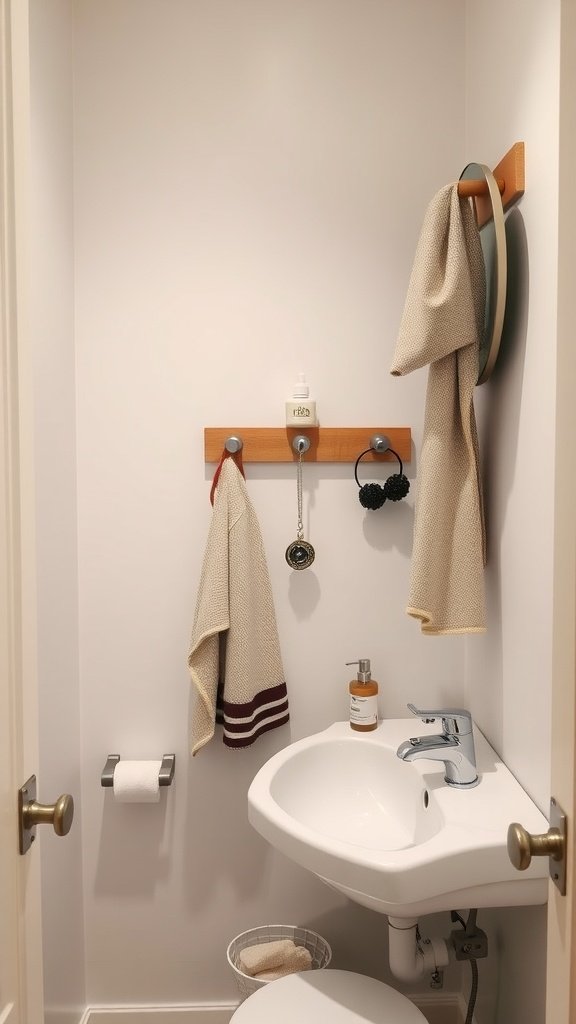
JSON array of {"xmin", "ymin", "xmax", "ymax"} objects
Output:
[{"xmin": 396, "ymin": 704, "xmax": 479, "ymax": 788}]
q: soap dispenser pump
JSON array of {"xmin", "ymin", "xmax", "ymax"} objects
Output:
[
  {"xmin": 285, "ymin": 373, "xmax": 318, "ymax": 427},
  {"xmin": 346, "ymin": 659, "xmax": 379, "ymax": 732}
]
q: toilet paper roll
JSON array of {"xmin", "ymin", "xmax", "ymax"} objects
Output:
[{"xmin": 112, "ymin": 760, "xmax": 162, "ymax": 803}]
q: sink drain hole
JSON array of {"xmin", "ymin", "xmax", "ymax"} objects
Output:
[{"xmin": 423, "ymin": 790, "xmax": 429, "ymax": 808}]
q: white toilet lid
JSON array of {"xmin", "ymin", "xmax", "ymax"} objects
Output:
[{"xmin": 231, "ymin": 969, "xmax": 428, "ymax": 1023}]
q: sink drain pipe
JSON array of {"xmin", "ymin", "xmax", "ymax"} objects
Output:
[{"xmin": 387, "ymin": 917, "xmax": 451, "ymax": 983}]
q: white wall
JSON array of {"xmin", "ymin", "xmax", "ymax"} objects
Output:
[
  {"xmin": 464, "ymin": 2, "xmax": 561, "ymax": 1022},
  {"xmin": 72, "ymin": 0, "xmax": 468, "ymax": 1007},
  {"xmin": 465, "ymin": 0, "xmax": 559, "ymax": 815},
  {"xmin": 28, "ymin": 2, "xmax": 87, "ymax": 1022},
  {"xmin": 26, "ymin": 0, "xmax": 561, "ymax": 1018}
]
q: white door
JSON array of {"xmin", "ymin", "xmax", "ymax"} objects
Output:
[
  {"xmin": 546, "ymin": 1, "xmax": 576, "ymax": 1018},
  {"xmin": 1, "ymin": 2, "xmax": 44, "ymax": 1021}
]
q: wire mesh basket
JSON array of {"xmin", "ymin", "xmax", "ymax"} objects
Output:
[{"xmin": 227, "ymin": 923, "xmax": 332, "ymax": 1001}]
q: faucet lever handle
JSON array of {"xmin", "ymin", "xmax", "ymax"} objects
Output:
[
  {"xmin": 407, "ymin": 704, "xmax": 473, "ymax": 734},
  {"xmin": 407, "ymin": 703, "xmax": 437, "ymax": 724}
]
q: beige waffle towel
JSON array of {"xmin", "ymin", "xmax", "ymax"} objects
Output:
[
  {"xmin": 239, "ymin": 939, "xmax": 312, "ymax": 977},
  {"xmin": 391, "ymin": 184, "xmax": 486, "ymax": 635},
  {"xmin": 188, "ymin": 457, "xmax": 288, "ymax": 753},
  {"xmin": 254, "ymin": 950, "xmax": 312, "ymax": 980}
]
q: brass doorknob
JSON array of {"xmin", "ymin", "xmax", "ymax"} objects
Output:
[
  {"xmin": 18, "ymin": 776, "xmax": 75, "ymax": 853},
  {"xmin": 507, "ymin": 821, "xmax": 564, "ymax": 871},
  {"xmin": 23, "ymin": 793, "xmax": 74, "ymax": 836}
]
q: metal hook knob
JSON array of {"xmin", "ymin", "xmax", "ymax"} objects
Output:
[
  {"xmin": 292, "ymin": 435, "xmax": 310, "ymax": 454},
  {"xmin": 370, "ymin": 434, "xmax": 390, "ymax": 453}
]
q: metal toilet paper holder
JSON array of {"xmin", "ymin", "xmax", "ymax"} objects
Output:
[{"xmin": 100, "ymin": 754, "xmax": 176, "ymax": 788}]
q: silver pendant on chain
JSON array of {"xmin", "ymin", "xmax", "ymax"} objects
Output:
[
  {"xmin": 285, "ymin": 437, "xmax": 315, "ymax": 570},
  {"xmin": 285, "ymin": 538, "xmax": 315, "ymax": 570}
]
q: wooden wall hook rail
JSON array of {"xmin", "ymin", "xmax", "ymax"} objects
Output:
[
  {"xmin": 456, "ymin": 141, "xmax": 525, "ymax": 221},
  {"xmin": 458, "ymin": 178, "xmax": 505, "ymax": 198},
  {"xmin": 204, "ymin": 427, "xmax": 412, "ymax": 464}
]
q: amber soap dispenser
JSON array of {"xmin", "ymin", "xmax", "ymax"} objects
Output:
[{"xmin": 347, "ymin": 659, "xmax": 379, "ymax": 731}]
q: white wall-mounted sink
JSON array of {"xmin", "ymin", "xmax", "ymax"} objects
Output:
[{"xmin": 248, "ymin": 720, "xmax": 549, "ymax": 918}]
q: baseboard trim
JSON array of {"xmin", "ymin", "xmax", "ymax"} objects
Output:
[
  {"xmin": 79, "ymin": 992, "xmax": 476, "ymax": 1024},
  {"xmin": 81, "ymin": 1005, "xmax": 238, "ymax": 1024},
  {"xmin": 412, "ymin": 991, "xmax": 478, "ymax": 1024}
]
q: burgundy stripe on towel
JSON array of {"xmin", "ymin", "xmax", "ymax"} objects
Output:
[
  {"xmin": 215, "ymin": 681, "xmax": 289, "ymax": 748},
  {"xmin": 217, "ymin": 681, "xmax": 288, "ymax": 718},
  {"xmin": 217, "ymin": 700, "xmax": 289, "ymax": 733},
  {"xmin": 223, "ymin": 713, "xmax": 290, "ymax": 749}
]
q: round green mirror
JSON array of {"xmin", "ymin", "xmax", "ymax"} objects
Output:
[{"xmin": 459, "ymin": 162, "xmax": 507, "ymax": 384}]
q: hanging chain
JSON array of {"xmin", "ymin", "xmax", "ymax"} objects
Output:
[
  {"xmin": 285, "ymin": 437, "xmax": 315, "ymax": 570},
  {"xmin": 296, "ymin": 449, "xmax": 303, "ymax": 540}
]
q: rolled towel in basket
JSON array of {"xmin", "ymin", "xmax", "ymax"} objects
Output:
[
  {"xmin": 255, "ymin": 947, "xmax": 313, "ymax": 980},
  {"xmin": 239, "ymin": 939, "xmax": 295, "ymax": 976},
  {"xmin": 239, "ymin": 939, "xmax": 311, "ymax": 977}
]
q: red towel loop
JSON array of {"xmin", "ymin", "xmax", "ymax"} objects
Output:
[{"xmin": 209, "ymin": 447, "xmax": 245, "ymax": 506}]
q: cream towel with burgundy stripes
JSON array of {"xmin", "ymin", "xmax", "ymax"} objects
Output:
[
  {"xmin": 391, "ymin": 184, "xmax": 486, "ymax": 635},
  {"xmin": 188, "ymin": 457, "xmax": 288, "ymax": 754}
]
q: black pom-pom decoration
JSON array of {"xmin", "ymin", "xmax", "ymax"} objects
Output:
[
  {"xmin": 383, "ymin": 473, "xmax": 410, "ymax": 502},
  {"xmin": 358, "ymin": 483, "xmax": 386, "ymax": 510},
  {"xmin": 354, "ymin": 445, "xmax": 409, "ymax": 511}
]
